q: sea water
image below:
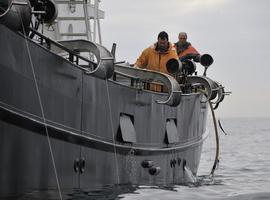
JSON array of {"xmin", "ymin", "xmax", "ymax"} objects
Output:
[{"xmin": 10, "ymin": 117, "xmax": 270, "ymax": 200}]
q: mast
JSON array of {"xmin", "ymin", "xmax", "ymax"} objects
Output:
[{"xmin": 53, "ymin": 0, "xmax": 104, "ymax": 44}]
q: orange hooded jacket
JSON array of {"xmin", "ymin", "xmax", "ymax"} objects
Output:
[
  {"xmin": 135, "ymin": 43, "xmax": 178, "ymax": 74},
  {"xmin": 134, "ymin": 43, "xmax": 178, "ymax": 92}
]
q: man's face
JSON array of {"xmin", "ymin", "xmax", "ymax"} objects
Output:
[
  {"xmin": 157, "ymin": 38, "xmax": 168, "ymax": 49},
  {"xmin": 178, "ymin": 34, "xmax": 187, "ymax": 44}
]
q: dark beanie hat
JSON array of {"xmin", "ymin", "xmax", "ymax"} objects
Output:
[{"xmin": 158, "ymin": 31, "xmax": 169, "ymax": 41}]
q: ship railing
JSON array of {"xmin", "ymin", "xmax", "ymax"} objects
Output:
[
  {"xmin": 27, "ymin": 28, "xmax": 96, "ymax": 72},
  {"xmin": 113, "ymin": 63, "xmax": 182, "ymax": 106},
  {"xmin": 113, "ymin": 69, "xmax": 165, "ymax": 90},
  {"xmin": 27, "ymin": 28, "xmax": 114, "ymax": 79}
]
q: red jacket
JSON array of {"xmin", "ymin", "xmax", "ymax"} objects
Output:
[{"xmin": 174, "ymin": 42, "xmax": 199, "ymax": 60}]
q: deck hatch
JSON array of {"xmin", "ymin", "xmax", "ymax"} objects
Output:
[
  {"xmin": 119, "ymin": 113, "xmax": 136, "ymax": 143},
  {"xmin": 166, "ymin": 119, "xmax": 179, "ymax": 144}
]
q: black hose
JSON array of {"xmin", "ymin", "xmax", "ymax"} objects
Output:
[{"xmin": 209, "ymin": 101, "xmax": 220, "ymax": 176}]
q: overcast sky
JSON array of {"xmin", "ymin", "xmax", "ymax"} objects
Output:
[{"xmin": 99, "ymin": 0, "xmax": 270, "ymax": 118}]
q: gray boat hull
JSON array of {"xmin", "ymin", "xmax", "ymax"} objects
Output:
[{"xmin": 0, "ymin": 24, "xmax": 208, "ymax": 197}]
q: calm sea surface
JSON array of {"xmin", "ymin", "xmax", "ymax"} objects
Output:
[{"xmin": 14, "ymin": 117, "xmax": 270, "ymax": 200}]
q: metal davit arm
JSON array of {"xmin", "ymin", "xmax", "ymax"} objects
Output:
[
  {"xmin": 114, "ymin": 64, "xmax": 182, "ymax": 107},
  {"xmin": 186, "ymin": 75, "xmax": 230, "ymax": 109},
  {"xmin": 27, "ymin": 29, "xmax": 114, "ymax": 79},
  {"xmin": 56, "ymin": 40, "xmax": 115, "ymax": 79}
]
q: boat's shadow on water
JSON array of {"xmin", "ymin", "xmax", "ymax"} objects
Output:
[
  {"xmin": 66, "ymin": 175, "xmax": 224, "ymax": 199},
  {"xmin": 9, "ymin": 175, "xmax": 226, "ymax": 200},
  {"xmin": 9, "ymin": 184, "xmax": 137, "ymax": 200},
  {"xmin": 65, "ymin": 184, "xmax": 139, "ymax": 200}
]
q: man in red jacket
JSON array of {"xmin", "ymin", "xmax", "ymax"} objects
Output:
[{"xmin": 174, "ymin": 32, "xmax": 200, "ymax": 62}]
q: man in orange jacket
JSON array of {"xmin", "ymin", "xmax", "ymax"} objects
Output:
[
  {"xmin": 174, "ymin": 32, "xmax": 200, "ymax": 62},
  {"xmin": 135, "ymin": 31, "xmax": 179, "ymax": 74}
]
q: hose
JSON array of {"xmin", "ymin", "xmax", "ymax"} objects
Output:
[
  {"xmin": 0, "ymin": 0, "xmax": 13, "ymax": 18},
  {"xmin": 209, "ymin": 101, "xmax": 220, "ymax": 176}
]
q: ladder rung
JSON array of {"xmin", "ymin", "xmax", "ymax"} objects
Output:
[
  {"xmin": 60, "ymin": 33, "xmax": 87, "ymax": 36},
  {"xmin": 58, "ymin": 17, "xmax": 87, "ymax": 21},
  {"xmin": 55, "ymin": 1, "xmax": 84, "ymax": 4},
  {"xmin": 101, "ymin": 57, "xmax": 114, "ymax": 61}
]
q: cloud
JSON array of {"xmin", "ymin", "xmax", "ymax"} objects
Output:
[{"xmin": 168, "ymin": 0, "xmax": 228, "ymax": 14}]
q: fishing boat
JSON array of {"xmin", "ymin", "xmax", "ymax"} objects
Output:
[{"xmin": 0, "ymin": 0, "xmax": 228, "ymax": 198}]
